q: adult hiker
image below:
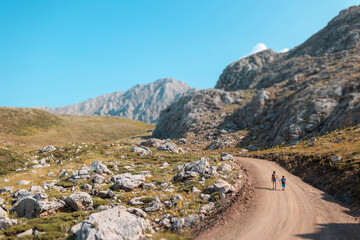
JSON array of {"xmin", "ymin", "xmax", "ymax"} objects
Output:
[
  {"xmin": 271, "ymin": 171, "xmax": 279, "ymax": 190},
  {"xmin": 281, "ymin": 175, "xmax": 286, "ymax": 191}
]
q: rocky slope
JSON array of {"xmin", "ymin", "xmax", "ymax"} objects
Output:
[
  {"xmin": 41, "ymin": 78, "xmax": 196, "ymax": 124},
  {"xmin": 154, "ymin": 5, "xmax": 360, "ymax": 148}
]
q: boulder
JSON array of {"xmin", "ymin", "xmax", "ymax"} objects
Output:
[
  {"xmin": 89, "ymin": 161, "xmax": 113, "ymax": 175},
  {"xmin": 213, "ymin": 179, "xmax": 234, "ymax": 195},
  {"xmin": 331, "ymin": 156, "xmax": 342, "ymax": 163},
  {"xmin": 17, "ymin": 180, "xmax": 30, "ymax": 185},
  {"xmin": 0, "ymin": 218, "xmax": 17, "ymax": 231},
  {"xmin": 0, "ymin": 207, "xmax": 7, "ymax": 219},
  {"xmin": 75, "ymin": 206, "xmax": 149, "ymax": 240},
  {"xmin": 157, "ymin": 142, "xmax": 179, "ymax": 153},
  {"xmin": 131, "ymin": 146, "xmax": 152, "ymax": 157},
  {"xmin": 10, "ymin": 196, "xmax": 64, "ymax": 218},
  {"xmin": 218, "ymin": 164, "xmax": 232, "ymax": 172},
  {"xmin": 170, "ymin": 194, "xmax": 183, "ymax": 205},
  {"xmin": 139, "ymin": 138, "xmax": 164, "ymax": 148},
  {"xmin": 70, "ymin": 170, "xmax": 91, "ymax": 182},
  {"xmin": 200, "ymin": 202, "xmax": 215, "ymax": 214},
  {"xmin": 110, "ymin": 173, "xmax": 145, "ymax": 192},
  {"xmin": 93, "ymin": 175, "xmax": 106, "ymax": 184},
  {"xmin": 39, "ymin": 145, "xmax": 56, "ymax": 153},
  {"xmin": 29, "ymin": 185, "xmax": 42, "ymax": 193},
  {"xmin": 144, "ymin": 197, "xmax": 163, "ymax": 212},
  {"xmin": 65, "ymin": 192, "xmax": 93, "ymax": 211},
  {"xmin": 173, "ymin": 158, "xmax": 211, "ymax": 182},
  {"xmin": 220, "ymin": 153, "xmax": 234, "ymax": 161}
]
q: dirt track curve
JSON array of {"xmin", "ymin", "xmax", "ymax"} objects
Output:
[{"xmin": 195, "ymin": 157, "xmax": 360, "ymax": 240}]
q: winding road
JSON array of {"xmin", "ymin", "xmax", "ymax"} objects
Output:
[{"xmin": 195, "ymin": 157, "xmax": 360, "ymax": 240}]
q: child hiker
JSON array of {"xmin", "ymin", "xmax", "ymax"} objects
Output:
[{"xmin": 281, "ymin": 175, "xmax": 286, "ymax": 191}]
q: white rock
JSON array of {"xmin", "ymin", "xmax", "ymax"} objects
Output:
[{"xmin": 75, "ymin": 206, "xmax": 149, "ymax": 240}]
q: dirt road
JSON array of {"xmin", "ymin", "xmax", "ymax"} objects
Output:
[{"xmin": 195, "ymin": 157, "xmax": 360, "ymax": 240}]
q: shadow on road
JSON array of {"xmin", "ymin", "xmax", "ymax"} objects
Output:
[
  {"xmin": 255, "ymin": 187, "xmax": 282, "ymax": 191},
  {"xmin": 296, "ymin": 223, "xmax": 360, "ymax": 240}
]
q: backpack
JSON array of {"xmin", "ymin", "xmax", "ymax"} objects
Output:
[
  {"xmin": 272, "ymin": 173, "xmax": 276, "ymax": 180},
  {"xmin": 282, "ymin": 178, "xmax": 286, "ymax": 184}
]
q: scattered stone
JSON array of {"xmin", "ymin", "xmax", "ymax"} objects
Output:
[
  {"xmin": 65, "ymin": 192, "xmax": 93, "ymax": 211},
  {"xmin": 331, "ymin": 156, "xmax": 342, "ymax": 163},
  {"xmin": 192, "ymin": 186, "xmax": 201, "ymax": 194},
  {"xmin": 110, "ymin": 173, "xmax": 145, "ymax": 192},
  {"xmin": 144, "ymin": 197, "xmax": 163, "ymax": 212},
  {"xmin": 218, "ymin": 164, "xmax": 232, "ymax": 172},
  {"xmin": 69, "ymin": 169, "xmax": 91, "ymax": 182},
  {"xmin": 39, "ymin": 145, "xmax": 56, "ymax": 154},
  {"xmin": 200, "ymin": 202, "xmax": 215, "ymax": 214},
  {"xmin": 157, "ymin": 142, "xmax": 179, "ymax": 153},
  {"xmin": 81, "ymin": 183, "xmax": 93, "ymax": 191},
  {"xmin": 213, "ymin": 179, "xmax": 234, "ymax": 195},
  {"xmin": 200, "ymin": 194, "xmax": 211, "ymax": 201},
  {"xmin": 131, "ymin": 146, "xmax": 152, "ymax": 157},
  {"xmin": 29, "ymin": 185, "xmax": 42, "ymax": 193},
  {"xmin": 177, "ymin": 138, "xmax": 187, "ymax": 144},
  {"xmin": 17, "ymin": 180, "xmax": 30, "ymax": 185},
  {"xmin": 170, "ymin": 194, "xmax": 183, "ymax": 205},
  {"xmin": 139, "ymin": 138, "xmax": 164, "ymax": 148},
  {"xmin": 93, "ymin": 175, "xmax": 106, "ymax": 184},
  {"xmin": 220, "ymin": 153, "xmax": 234, "ymax": 161},
  {"xmin": 16, "ymin": 229, "xmax": 33, "ymax": 238},
  {"xmin": 89, "ymin": 161, "xmax": 113, "ymax": 175},
  {"xmin": 0, "ymin": 218, "xmax": 17, "ymax": 231}
]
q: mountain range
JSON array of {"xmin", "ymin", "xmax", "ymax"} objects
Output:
[{"xmin": 40, "ymin": 78, "xmax": 196, "ymax": 124}]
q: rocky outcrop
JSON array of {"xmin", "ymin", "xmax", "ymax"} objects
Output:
[
  {"xmin": 75, "ymin": 206, "xmax": 149, "ymax": 240},
  {"xmin": 110, "ymin": 173, "xmax": 145, "ymax": 192},
  {"xmin": 215, "ymin": 49, "xmax": 279, "ymax": 91},
  {"xmin": 153, "ymin": 89, "xmax": 243, "ymax": 139},
  {"xmin": 40, "ymin": 78, "xmax": 196, "ymax": 124}
]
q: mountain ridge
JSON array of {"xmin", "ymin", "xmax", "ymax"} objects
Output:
[
  {"xmin": 153, "ymin": 5, "xmax": 360, "ymax": 148},
  {"xmin": 40, "ymin": 78, "xmax": 196, "ymax": 124}
]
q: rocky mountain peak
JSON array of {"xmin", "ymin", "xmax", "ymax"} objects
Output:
[
  {"xmin": 40, "ymin": 78, "xmax": 196, "ymax": 124},
  {"xmin": 215, "ymin": 49, "xmax": 278, "ymax": 91},
  {"xmin": 287, "ymin": 5, "xmax": 360, "ymax": 58}
]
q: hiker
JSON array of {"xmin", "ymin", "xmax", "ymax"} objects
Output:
[
  {"xmin": 271, "ymin": 171, "xmax": 278, "ymax": 190},
  {"xmin": 281, "ymin": 175, "xmax": 286, "ymax": 191}
]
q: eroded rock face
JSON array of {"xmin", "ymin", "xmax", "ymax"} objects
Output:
[
  {"xmin": 215, "ymin": 49, "xmax": 279, "ymax": 91},
  {"xmin": 65, "ymin": 192, "xmax": 93, "ymax": 211},
  {"xmin": 110, "ymin": 173, "xmax": 145, "ymax": 192},
  {"xmin": 75, "ymin": 206, "xmax": 149, "ymax": 240},
  {"xmin": 152, "ymin": 89, "xmax": 243, "ymax": 139}
]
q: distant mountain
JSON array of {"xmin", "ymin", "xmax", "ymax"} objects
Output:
[{"xmin": 40, "ymin": 78, "xmax": 196, "ymax": 124}]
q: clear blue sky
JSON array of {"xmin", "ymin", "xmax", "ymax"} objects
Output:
[{"xmin": 0, "ymin": 0, "xmax": 358, "ymax": 107}]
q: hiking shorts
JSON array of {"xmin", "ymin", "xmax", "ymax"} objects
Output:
[{"xmin": 282, "ymin": 183, "xmax": 285, "ymax": 188}]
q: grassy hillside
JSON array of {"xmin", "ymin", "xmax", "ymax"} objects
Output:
[
  {"xmin": 0, "ymin": 107, "xmax": 154, "ymax": 175},
  {"xmin": 0, "ymin": 107, "xmax": 154, "ymax": 148}
]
